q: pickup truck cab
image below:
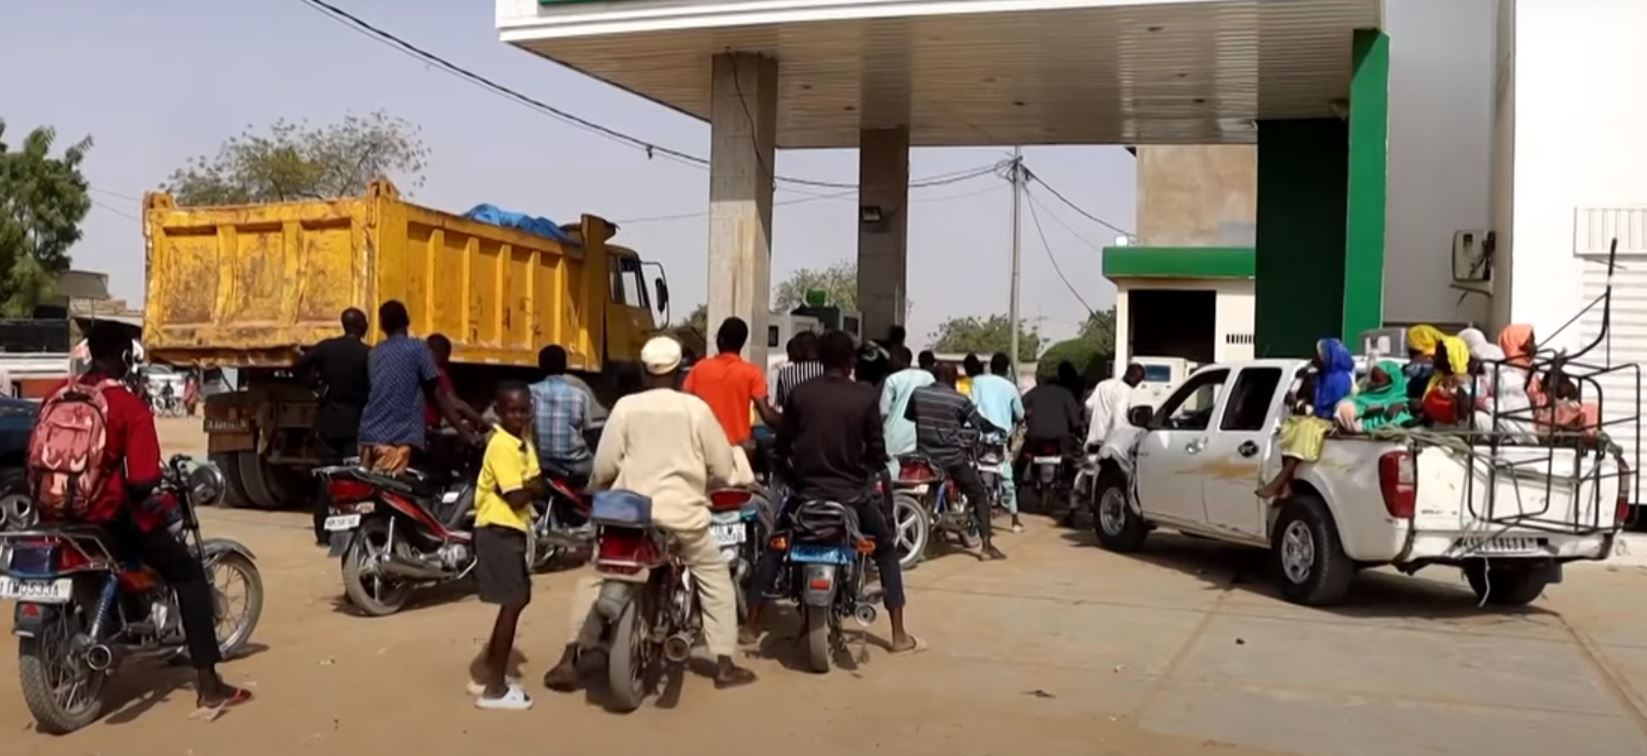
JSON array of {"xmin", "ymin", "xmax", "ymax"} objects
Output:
[{"xmin": 1092, "ymin": 359, "xmax": 1627, "ymax": 607}]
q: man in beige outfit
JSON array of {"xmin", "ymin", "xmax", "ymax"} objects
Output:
[{"xmin": 543, "ymin": 336, "xmax": 757, "ymax": 691}]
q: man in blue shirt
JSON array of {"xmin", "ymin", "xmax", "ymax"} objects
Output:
[
  {"xmin": 530, "ymin": 345, "xmax": 593, "ymax": 487},
  {"xmin": 357, "ymin": 300, "xmax": 476, "ymax": 473},
  {"xmin": 969, "ymin": 352, "xmax": 1026, "ymax": 532}
]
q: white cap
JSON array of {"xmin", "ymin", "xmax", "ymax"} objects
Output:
[{"xmin": 640, "ymin": 336, "xmax": 683, "ymax": 375}]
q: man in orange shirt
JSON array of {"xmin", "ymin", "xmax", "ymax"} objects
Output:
[{"xmin": 684, "ymin": 317, "xmax": 781, "ymax": 477}]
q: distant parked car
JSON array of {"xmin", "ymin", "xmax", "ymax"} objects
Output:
[{"xmin": 0, "ymin": 396, "xmax": 36, "ymax": 528}]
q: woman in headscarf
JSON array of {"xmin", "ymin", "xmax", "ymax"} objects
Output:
[
  {"xmin": 1404, "ymin": 325, "xmax": 1445, "ymax": 405},
  {"xmin": 1334, "ymin": 360, "xmax": 1412, "ymax": 432},
  {"xmin": 1420, "ymin": 336, "xmax": 1473, "ymax": 425},
  {"xmin": 1257, "ymin": 339, "xmax": 1355, "ymax": 500}
]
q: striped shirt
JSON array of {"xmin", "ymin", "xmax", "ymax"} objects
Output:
[
  {"xmin": 904, "ymin": 383, "xmax": 996, "ymax": 467},
  {"xmin": 775, "ymin": 360, "xmax": 825, "ymax": 409}
]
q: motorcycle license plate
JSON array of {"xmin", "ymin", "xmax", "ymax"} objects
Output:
[
  {"xmin": 0, "ymin": 576, "xmax": 72, "ymax": 604},
  {"xmin": 975, "ymin": 463, "xmax": 1001, "ymax": 475},
  {"xmin": 711, "ymin": 523, "xmax": 745, "ymax": 547},
  {"xmin": 1032, "ymin": 456, "xmax": 1063, "ymax": 465},
  {"xmin": 789, "ymin": 543, "xmax": 852, "ymax": 565},
  {"xmin": 323, "ymin": 514, "xmax": 362, "ymax": 532}
]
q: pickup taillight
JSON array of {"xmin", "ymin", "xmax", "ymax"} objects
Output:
[{"xmin": 1378, "ymin": 451, "xmax": 1416, "ymax": 520}]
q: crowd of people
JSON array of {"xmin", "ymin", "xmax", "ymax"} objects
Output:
[{"xmin": 1257, "ymin": 323, "xmax": 1597, "ymax": 500}]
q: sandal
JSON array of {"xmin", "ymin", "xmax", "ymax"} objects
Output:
[
  {"xmin": 475, "ymin": 684, "xmax": 534, "ymax": 711},
  {"xmin": 190, "ymin": 686, "xmax": 254, "ymax": 722},
  {"xmin": 888, "ymin": 634, "xmax": 928, "ymax": 657}
]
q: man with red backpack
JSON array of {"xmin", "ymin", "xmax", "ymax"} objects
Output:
[{"xmin": 29, "ymin": 322, "xmax": 251, "ymax": 714}]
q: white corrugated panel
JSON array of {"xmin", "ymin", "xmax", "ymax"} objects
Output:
[
  {"xmin": 1574, "ymin": 207, "xmax": 1647, "ymax": 257},
  {"xmin": 1579, "ymin": 251, "xmax": 1647, "ymax": 478}
]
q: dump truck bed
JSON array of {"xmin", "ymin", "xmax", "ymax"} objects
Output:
[{"xmin": 142, "ymin": 181, "xmax": 611, "ymax": 371}]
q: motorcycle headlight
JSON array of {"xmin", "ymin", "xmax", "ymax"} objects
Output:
[{"xmin": 189, "ymin": 462, "xmax": 228, "ymax": 509}]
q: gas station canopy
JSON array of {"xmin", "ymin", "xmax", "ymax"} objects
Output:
[{"xmin": 500, "ymin": 0, "xmax": 1381, "ymax": 148}]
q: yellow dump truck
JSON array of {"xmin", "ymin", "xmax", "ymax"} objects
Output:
[{"xmin": 143, "ymin": 180, "xmax": 669, "ymax": 508}]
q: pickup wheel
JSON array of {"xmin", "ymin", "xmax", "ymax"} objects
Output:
[
  {"xmin": 1272, "ymin": 495, "xmax": 1354, "ymax": 606},
  {"xmin": 1463, "ymin": 561, "xmax": 1550, "ymax": 606},
  {"xmin": 1093, "ymin": 472, "xmax": 1147, "ymax": 552}
]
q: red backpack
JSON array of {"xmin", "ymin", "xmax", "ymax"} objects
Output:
[{"xmin": 27, "ymin": 378, "xmax": 118, "ymax": 520}]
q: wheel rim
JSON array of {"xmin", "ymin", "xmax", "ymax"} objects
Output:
[
  {"xmin": 40, "ymin": 611, "xmax": 101, "ymax": 717},
  {"xmin": 1280, "ymin": 520, "xmax": 1316, "ymax": 584},
  {"xmin": 208, "ymin": 558, "xmax": 256, "ymax": 652},
  {"xmin": 1098, "ymin": 487, "xmax": 1127, "ymax": 536},
  {"xmin": 893, "ymin": 498, "xmax": 924, "ymax": 559},
  {"xmin": 354, "ymin": 526, "xmax": 407, "ymax": 607}
]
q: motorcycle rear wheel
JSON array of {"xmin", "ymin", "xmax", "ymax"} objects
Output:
[
  {"xmin": 804, "ymin": 605, "xmax": 831, "ymax": 674},
  {"xmin": 891, "ymin": 494, "xmax": 929, "ymax": 571},
  {"xmin": 341, "ymin": 520, "xmax": 412, "ymax": 617},
  {"xmin": 18, "ymin": 606, "xmax": 105, "ymax": 734},
  {"xmin": 606, "ymin": 598, "xmax": 650, "ymax": 713}
]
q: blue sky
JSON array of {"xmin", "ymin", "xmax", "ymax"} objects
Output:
[{"xmin": 3, "ymin": 0, "xmax": 1132, "ymax": 346}]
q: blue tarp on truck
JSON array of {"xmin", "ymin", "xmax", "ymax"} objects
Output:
[{"xmin": 462, "ymin": 204, "xmax": 576, "ymax": 245}]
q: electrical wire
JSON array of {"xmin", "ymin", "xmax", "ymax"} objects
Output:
[
  {"xmin": 90, "ymin": 198, "xmax": 139, "ymax": 222},
  {"xmin": 615, "ymin": 164, "xmax": 1008, "ymax": 224},
  {"xmin": 1021, "ymin": 165, "xmax": 1134, "ymax": 237},
  {"xmin": 297, "ymin": 0, "xmax": 993, "ymax": 193},
  {"xmin": 1023, "ymin": 185, "xmax": 1098, "ymax": 318},
  {"xmin": 1024, "ymin": 187, "xmax": 1109, "ymax": 255}
]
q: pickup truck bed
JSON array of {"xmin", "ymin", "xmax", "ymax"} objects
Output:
[{"xmin": 1093, "ymin": 359, "xmax": 1625, "ymax": 608}]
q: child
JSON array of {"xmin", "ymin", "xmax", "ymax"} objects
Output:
[{"xmin": 469, "ymin": 382, "xmax": 546, "ymax": 710}]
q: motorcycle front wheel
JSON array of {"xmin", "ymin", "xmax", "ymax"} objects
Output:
[
  {"xmin": 341, "ymin": 519, "xmax": 412, "ymax": 617},
  {"xmin": 206, "ymin": 551, "xmax": 264, "ymax": 658},
  {"xmin": 606, "ymin": 597, "xmax": 651, "ymax": 713},
  {"xmin": 891, "ymin": 494, "xmax": 929, "ymax": 571},
  {"xmin": 18, "ymin": 604, "xmax": 106, "ymax": 734}
]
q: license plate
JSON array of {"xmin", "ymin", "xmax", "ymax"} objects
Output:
[
  {"xmin": 324, "ymin": 514, "xmax": 362, "ymax": 532},
  {"xmin": 789, "ymin": 543, "xmax": 852, "ymax": 565},
  {"xmin": 1032, "ymin": 456, "xmax": 1062, "ymax": 465},
  {"xmin": 0, "ymin": 576, "xmax": 72, "ymax": 604},
  {"xmin": 711, "ymin": 523, "xmax": 745, "ymax": 547},
  {"xmin": 975, "ymin": 463, "xmax": 1001, "ymax": 475}
]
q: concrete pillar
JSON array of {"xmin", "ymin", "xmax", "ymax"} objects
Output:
[
  {"xmin": 707, "ymin": 53, "xmax": 778, "ymax": 366},
  {"xmin": 856, "ymin": 126, "xmax": 910, "ymax": 341}
]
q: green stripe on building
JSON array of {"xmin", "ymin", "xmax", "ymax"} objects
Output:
[{"xmin": 1101, "ymin": 246, "xmax": 1256, "ymax": 280}]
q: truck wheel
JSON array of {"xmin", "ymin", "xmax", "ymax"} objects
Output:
[
  {"xmin": 1463, "ymin": 561, "xmax": 1550, "ymax": 606},
  {"xmin": 1093, "ymin": 473, "xmax": 1147, "ymax": 552},
  {"xmin": 1272, "ymin": 495, "xmax": 1355, "ymax": 606},
  {"xmin": 211, "ymin": 453, "xmax": 252, "ymax": 509},
  {"xmin": 237, "ymin": 453, "xmax": 309, "ymax": 510}
]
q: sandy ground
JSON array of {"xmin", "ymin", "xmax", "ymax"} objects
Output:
[{"xmin": 3, "ymin": 420, "xmax": 1646, "ymax": 755}]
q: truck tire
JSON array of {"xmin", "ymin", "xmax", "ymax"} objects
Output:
[
  {"xmin": 237, "ymin": 452, "xmax": 298, "ymax": 510},
  {"xmin": 211, "ymin": 453, "xmax": 252, "ymax": 509},
  {"xmin": 1463, "ymin": 561, "xmax": 1550, "ymax": 606},
  {"xmin": 1271, "ymin": 495, "xmax": 1355, "ymax": 606},
  {"xmin": 1093, "ymin": 473, "xmax": 1147, "ymax": 552}
]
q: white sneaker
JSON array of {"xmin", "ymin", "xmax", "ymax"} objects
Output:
[
  {"xmin": 475, "ymin": 684, "xmax": 533, "ymax": 711},
  {"xmin": 1011, "ymin": 522, "xmax": 1026, "ymax": 534}
]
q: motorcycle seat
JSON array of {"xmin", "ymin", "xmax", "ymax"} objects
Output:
[{"xmin": 895, "ymin": 454, "xmax": 945, "ymax": 485}]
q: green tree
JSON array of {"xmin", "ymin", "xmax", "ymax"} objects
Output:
[
  {"xmin": 663, "ymin": 303, "xmax": 708, "ymax": 357},
  {"xmin": 164, "ymin": 111, "xmax": 428, "ymax": 205},
  {"xmin": 0, "ymin": 121, "xmax": 91, "ymax": 315},
  {"xmin": 773, "ymin": 260, "xmax": 857, "ymax": 311},
  {"xmin": 1039, "ymin": 307, "xmax": 1118, "ymax": 387},
  {"xmin": 929, "ymin": 314, "xmax": 1042, "ymax": 362}
]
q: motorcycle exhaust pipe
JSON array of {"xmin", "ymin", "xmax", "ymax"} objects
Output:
[
  {"xmin": 854, "ymin": 604, "xmax": 878, "ymax": 627},
  {"xmin": 377, "ymin": 556, "xmax": 450, "ymax": 581},
  {"xmin": 84, "ymin": 644, "xmax": 118, "ymax": 672},
  {"xmin": 662, "ymin": 633, "xmax": 693, "ymax": 663},
  {"xmin": 540, "ymin": 532, "xmax": 593, "ymax": 549}
]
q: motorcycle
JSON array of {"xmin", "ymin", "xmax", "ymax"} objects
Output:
[
  {"xmin": 975, "ymin": 439, "xmax": 1011, "ymax": 520},
  {"xmin": 709, "ymin": 487, "xmax": 767, "ymax": 622},
  {"xmin": 582, "ymin": 489, "xmax": 753, "ymax": 713},
  {"xmin": 758, "ymin": 498, "xmax": 877, "ymax": 673},
  {"xmin": 529, "ymin": 476, "xmax": 595, "ymax": 573},
  {"xmin": 1020, "ymin": 439, "xmax": 1071, "ymax": 514},
  {"xmin": 318, "ymin": 464, "xmax": 478, "ymax": 617},
  {"xmin": 891, "ymin": 449, "xmax": 987, "ymax": 570},
  {"xmin": 0, "ymin": 456, "xmax": 263, "ymax": 734}
]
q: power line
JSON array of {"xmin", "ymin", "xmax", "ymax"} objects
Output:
[
  {"xmin": 90, "ymin": 198, "xmax": 139, "ymax": 221},
  {"xmin": 1021, "ymin": 165, "xmax": 1134, "ymax": 238},
  {"xmin": 1024, "ymin": 187, "xmax": 1099, "ymax": 318},
  {"xmin": 296, "ymin": 0, "xmax": 946, "ymax": 193},
  {"xmin": 89, "ymin": 186, "xmax": 143, "ymax": 202},
  {"xmin": 1024, "ymin": 187, "xmax": 1109, "ymax": 254},
  {"xmin": 615, "ymin": 163, "xmax": 1008, "ymax": 225}
]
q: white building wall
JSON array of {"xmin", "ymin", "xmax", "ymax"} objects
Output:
[
  {"xmin": 1379, "ymin": 0, "xmax": 1496, "ymax": 328},
  {"xmin": 1500, "ymin": 0, "xmax": 1647, "ymax": 347}
]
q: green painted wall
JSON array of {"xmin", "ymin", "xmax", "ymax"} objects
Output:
[
  {"xmin": 1343, "ymin": 28, "xmax": 1390, "ymax": 342},
  {"xmin": 1101, "ymin": 246, "xmax": 1255, "ymax": 280},
  {"xmin": 1254, "ymin": 119, "xmax": 1348, "ymax": 358}
]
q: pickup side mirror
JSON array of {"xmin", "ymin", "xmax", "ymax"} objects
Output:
[
  {"xmin": 1127, "ymin": 405, "xmax": 1154, "ymax": 428},
  {"xmin": 654, "ymin": 277, "xmax": 670, "ymax": 314}
]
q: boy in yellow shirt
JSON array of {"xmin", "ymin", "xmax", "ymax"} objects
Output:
[{"xmin": 469, "ymin": 382, "xmax": 546, "ymax": 711}]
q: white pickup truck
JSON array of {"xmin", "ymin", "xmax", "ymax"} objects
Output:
[{"xmin": 1092, "ymin": 359, "xmax": 1628, "ymax": 607}]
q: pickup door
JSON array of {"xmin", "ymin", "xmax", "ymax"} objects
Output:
[
  {"xmin": 1136, "ymin": 365, "xmax": 1287, "ymax": 540},
  {"xmin": 1136, "ymin": 368, "xmax": 1231, "ymax": 526}
]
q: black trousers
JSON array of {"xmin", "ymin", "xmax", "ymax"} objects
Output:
[
  {"xmin": 107, "ymin": 511, "xmax": 220, "ymax": 668},
  {"xmin": 313, "ymin": 434, "xmax": 356, "ymax": 541},
  {"xmin": 944, "ymin": 462, "xmax": 994, "ymax": 541},
  {"xmin": 751, "ymin": 491, "xmax": 907, "ymax": 611}
]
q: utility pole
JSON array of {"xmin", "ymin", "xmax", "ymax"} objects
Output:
[{"xmin": 1008, "ymin": 146, "xmax": 1023, "ymax": 381}]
